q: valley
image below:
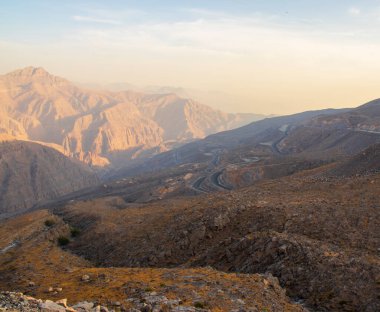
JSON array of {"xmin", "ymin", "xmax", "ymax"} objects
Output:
[
  {"xmin": 3, "ymin": 1, "xmax": 380, "ymax": 311},
  {"xmin": 0, "ymin": 156, "xmax": 379, "ymax": 311},
  {"xmin": 0, "ymin": 70, "xmax": 380, "ymax": 312}
]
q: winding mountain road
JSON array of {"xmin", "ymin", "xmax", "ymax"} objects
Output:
[{"xmin": 190, "ymin": 151, "xmax": 256, "ymax": 193}]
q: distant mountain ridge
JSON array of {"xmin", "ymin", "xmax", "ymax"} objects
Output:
[
  {"xmin": 79, "ymin": 82, "xmax": 271, "ymax": 117},
  {"xmin": 110, "ymin": 100, "xmax": 380, "ymax": 179},
  {"xmin": 0, "ymin": 67, "xmax": 264, "ymax": 167}
]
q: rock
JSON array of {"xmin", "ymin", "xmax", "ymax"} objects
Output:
[
  {"xmin": 72, "ymin": 301, "xmax": 95, "ymax": 311},
  {"xmin": 28, "ymin": 281, "xmax": 35, "ymax": 287},
  {"xmin": 81, "ymin": 274, "xmax": 90, "ymax": 282},
  {"xmin": 213, "ymin": 214, "xmax": 230, "ymax": 230},
  {"xmin": 48, "ymin": 287, "xmax": 54, "ymax": 292},
  {"xmin": 236, "ymin": 299, "xmax": 245, "ymax": 305},
  {"xmin": 140, "ymin": 303, "xmax": 153, "ymax": 312},
  {"xmin": 39, "ymin": 300, "xmax": 67, "ymax": 312},
  {"xmin": 56, "ymin": 298, "xmax": 68, "ymax": 308}
]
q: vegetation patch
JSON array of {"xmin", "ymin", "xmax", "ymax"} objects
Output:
[
  {"xmin": 44, "ymin": 219, "xmax": 55, "ymax": 227},
  {"xmin": 70, "ymin": 227, "xmax": 81, "ymax": 237},
  {"xmin": 57, "ymin": 236, "xmax": 70, "ymax": 246},
  {"xmin": 194, "ymin": 302, "xmax": 206, "ymax": 309}
]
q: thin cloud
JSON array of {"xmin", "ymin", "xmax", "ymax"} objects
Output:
[
  {"xmin": 348, "ymin": 7, "xmax": 361, "ymax": 16},
  {"xmin": 72, "ymin": 15, "xmax": 122, "ymax": 25}
]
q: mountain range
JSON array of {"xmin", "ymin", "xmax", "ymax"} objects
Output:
[
  {"xmin": 0, "ymin": 67, "xmax": 264, "ymax": 168},
  {"xmin": 0, "ymin": 69, "xmax": 380, "ymax": 311},
  {"xmin": 113, "ymin": 99, "xmax": 380, "ymax": 179}
]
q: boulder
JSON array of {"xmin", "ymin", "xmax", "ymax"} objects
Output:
[{"xmin": 39, "ymin": 300, "xmax": 67, "ymax": 312}]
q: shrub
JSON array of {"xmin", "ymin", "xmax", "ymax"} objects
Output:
[
  {"xmin": 70, "ymin": 227, "xmax": 81, "ymax": 237},
  {"xmin": 194, "ymin": 302, "xmax": 205, "ymax": 309},
  {"xmin": 57, "ymin": 236, "xmax": 70, "ymax": 246},
  {"xmin": 44, "ymin": 219, "xmax": 55, "ymax": 227}
]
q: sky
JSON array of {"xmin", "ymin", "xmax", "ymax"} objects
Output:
[{"xmin": 1, "ymin": 0, "xmax": 380, "ymax": 114}]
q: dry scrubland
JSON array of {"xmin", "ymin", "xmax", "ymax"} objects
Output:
[
  {"xmin": 0, "ymin": 164, "xmax": 379, "ymax": 311},
  {"xmin": 0, "ymin": 211, "xmax": 304, "ymax": 312}
]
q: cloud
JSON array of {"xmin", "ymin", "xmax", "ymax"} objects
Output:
[
  {"xmin": 67, "ymin": 11, "xmax": 371, "ymax": 58},
  {"xmin": 72, "ymin": 15, "xmax": 122, "ymax": 25},
  {"xmin": 4, "ymin": 7, "xmax": 380, "ymax": 114},
  {"xmin": 348, "ymin": 7, "xmax": 361, "ymax": 16}
]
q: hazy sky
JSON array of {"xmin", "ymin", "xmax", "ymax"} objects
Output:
[{"xmin": 1, "ymin": 0, "xmax": 380, "ymax": 114}]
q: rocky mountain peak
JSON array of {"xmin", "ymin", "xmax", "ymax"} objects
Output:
[{"xmin": 4, "ymin": 66, "xmax": 68, "ymax": 85}]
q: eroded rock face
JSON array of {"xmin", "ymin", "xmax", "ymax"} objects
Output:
[{"xmin": 0, "ymin": 141, "xmax": 99, "ymax": 214}]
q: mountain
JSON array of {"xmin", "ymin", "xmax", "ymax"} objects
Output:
[
  {"xmin": 80, "ymin": 81, "xmax": 271, "ymax": 118},
  {"xmin": 112, "ymin": 99, "xmax": 380, "ymax": 180},
  {"xmin": 0, "ymin": 67, "xmax": 264, "ymax": 167},
  {"xmin": 0, "ymin": 140, "xmax": 99, "ymax": 215},
  {"xmin": 107, "ymin": 108, "xmax": 349, "ymax": 179},
  {"xmin": 134, "ymin": 93, "xmax": 259, "ymax": 142},
  {"xmin": 276, "ymin": 99, "xmax": 380, "ymax": 157},
  {"xmin": 0, "ymin": 93, "xmax": 379, "ymax": 312}
]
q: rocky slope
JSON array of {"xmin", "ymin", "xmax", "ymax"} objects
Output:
[
  {"xmin": 0, "ymin": 140, "xmax": 98, "ymax": 215},
  {"xmin": 0, "ymin": 67, "xmax": 261, "ymax": 167},
  {"xmin": 276, "ymin": 99, "xmax": 380, "ymax": 157},
  {"xmin": 0, "ymin": 210, "xmax": 306, "ymax": 312},
  {"xmin": 53, "ymin": 168, "xmax": 380, "ymax": 311},
  {"xmin": 325, "ymin": 143, "xmax": 380, "ymax": 177}
]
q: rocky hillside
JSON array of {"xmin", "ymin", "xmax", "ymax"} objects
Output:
[
  {"xmin": 277, "ymin": 99, "xmax": 380, "ymax": 157},
  {"xmin": 325, "ymin": 143, "xmax": 380, "ymax": 177},
  {"xmin": 0, "ymin": 67, "xmax": 261, "ymax": 167},
  {"xmin": 0, "ymin": 140, "xmax": 98, "ymax": 215},
  {"xmin": 53, "ymin": 169, "xmax": 380, "ymax": 311},
  {"xmin": 0, "ymin": 210, "xmax": 306, "ymax": 312}
]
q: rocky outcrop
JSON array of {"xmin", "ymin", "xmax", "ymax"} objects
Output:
[
  {"xmin": 0, "ymin": 292, "xmax": 110, "ymax": 312},
  {"xmin": 0, "ymin": 140, "xmax": 99, "ymax": 214}
]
